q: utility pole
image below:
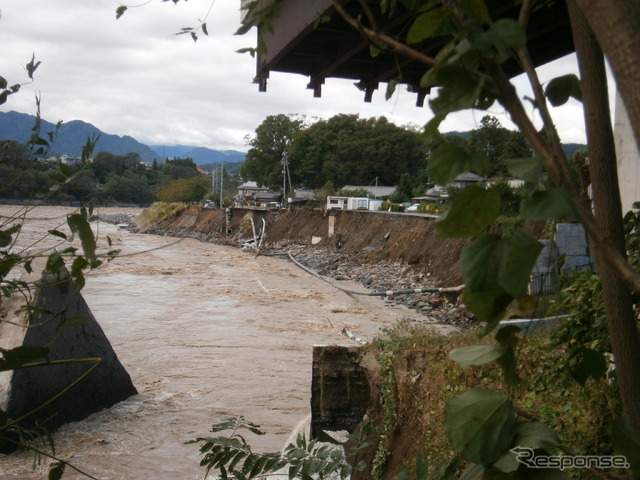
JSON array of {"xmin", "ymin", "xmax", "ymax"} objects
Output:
[
  {"xmin": 220, "ymin": 164, "xmax": 224, "ymax": 207},
  {"xmin": 281, "ymin": 150, "xmax": 288, "ymax": 207}
]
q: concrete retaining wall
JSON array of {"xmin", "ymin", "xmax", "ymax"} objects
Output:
[{"xmin": 310, "ymin": 345, "xmax": 369, "ymax": 442}]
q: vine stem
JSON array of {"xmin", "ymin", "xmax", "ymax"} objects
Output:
[{"xmin": 331, "ymin": 0, "xmax": 438, "ymax": 67}]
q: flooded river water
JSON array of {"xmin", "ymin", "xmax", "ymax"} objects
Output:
[{"xmin": 1, "ymin": 205, "xmax": 428, "ymax": 479}]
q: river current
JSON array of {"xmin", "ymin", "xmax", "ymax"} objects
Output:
[{"xmin": 1, "ymin": 205, "xmax": 423, "ymax": 479}]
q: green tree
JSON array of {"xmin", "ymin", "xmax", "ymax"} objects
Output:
[
  {"xmin": 91, "ymin": 151, "xmax": 141, "ymax": 184},
  {"xmin": 390, "ymin": 173, "xmax": 416, "ymax": 203},
  {"xmin": 60, "ymin": 169, "xmax": 98, "ymax": 202},
  {"xmin": 103, "ymin": 171, "xmax": 155, "ymax": 204},
  {"xmin": 241, "ymin": 114, "xmax": 304, "ymax": 189},
  {"xmin": 0, "ymin": 141, "xmax": 51, "ymax": 199},
  {"xmin": 288, "ymin": 114, "xmax": 426, "ymax": 189},
  {"xmin": 469, "ymin": 115, "xmax": 530, "ymax": 176}
]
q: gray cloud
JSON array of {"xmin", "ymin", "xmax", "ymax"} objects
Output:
[{"xmin": 1, "ymin": 0, "xmax": 596, "ymax": 152}]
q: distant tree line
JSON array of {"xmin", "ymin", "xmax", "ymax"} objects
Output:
[
  {"xmin": 240, "ymin": 113, "xmax": 538, "ymax": 202},
  {"xmin": 0, "ymin": 141, "xmax": 239, "ymax": 205}
]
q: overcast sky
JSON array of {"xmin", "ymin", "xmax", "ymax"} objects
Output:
[{"xmin": 0, "ymin": 0, "xmax": 614, "ymax": 152}]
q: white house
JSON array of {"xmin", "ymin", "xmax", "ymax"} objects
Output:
[{"xmin": 326, "ymin": 196, "xmax": 348, "ymax": 210}]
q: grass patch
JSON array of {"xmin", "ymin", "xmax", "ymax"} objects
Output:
[{"xmin": 134, "ymin": 202, "xmax": 189, "ymax": 231}]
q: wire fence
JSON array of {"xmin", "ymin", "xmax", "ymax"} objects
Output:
[{"xmin": 528, "ymin": 261, "xmax": 594, "ymax": 296}]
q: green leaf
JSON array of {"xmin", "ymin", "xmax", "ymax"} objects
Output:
[
  {"xmin": 493, "ymin": 449, "xmax": 520, "ymax": 473},
  {"xmin": 495, "ymin": 325, "xmax": 520, "ymax": 348},
  {"xmin": 488, "ymin": 18, "xmax": 526, "ymax": 48},
  {"xmin": 49, "ymin": 171, "xmax": 66, "ymax": 183},
  {"xmin": 394, "ymin": 469, "xmax": 409, "ymax": 480},
  {"xmin": 567, "ymin": 347, "xmax": 607, "ymax": 386},
  {"xmin": 495, "ymin": 422, "xmax": 561, "ymax": 473},
  {"xmin": 458, "ymin": 0, "xmax": 489, "ymax": 23},
  {"xmin": 520, "ymin": 189, "xmax": 573, "ymax": 221},
  {"xmin": 460, "ymin": 235, "xmax": 504, "ymax": 292},
  {"xmin": 0, "ymin": 255, "xmax": 19, "ymax": 278},
  {"xmin": 48, "ymin": 229, "xmax": 67, "ymax": 241},
  {"xmin": 545, "ymin": 74, "xmax": 582, "ymax": 106},
  {"xmin": 427, "ymin": 143, "xmax": 490, "ymax": 185},
  {"xmin": 235, "ymin": 23, "xmax": 254, "ymax": 36},
  {"xmin": 445, "ymin": 388, "xmax": 516, "ymax": 465},
  {"xmin": 67, "ymin": 213, "xmax": 98, "ymax": 267},
  {"xmin": 236, "ymin": 47, "xmax": 257, "ymax": 57},
  {"xmin": 463, "ymin": 289, "xmax": 513, "ymax": 326},
  {"xmin": 59, "ymin": 163, "xmax": 73, "ymax": 178},
  {"xmin": 0, "ymin": 346, "xmax": 50, "ymax": 371},
  {"xmin": 415, "ymin": 453, "xmax": 429, "ymax": 480},
  {"xmin": 0, "ymin": 224, "xmax": 20, "ymax": 248},
  {"xmin": 611, "ymin": 417, "xmax": 640, "ymax": 475},
  {"xmin": 504, "ymin": 156, "xmax": 543, "ymax": 187},
  {"xmin": 459, "ymin": 230, "xmax": 540, "ymax": 327},
  {"xmin": 435, "ymin": 185, "xmax": 500, "ymax": 237},
  {"xmin": 514, "ymin": 422, "xmax": 560, "ymax": 451},
  {"xmin": 459, "ymin": 236, "xmax": 514, "ymax": 325},
  {"xmin": 407, "ymin": 7, "xmax": 449, "ymax": 44},
  {"xmin": 421, "ymin": 114, "xmax": 447, "ymax": 139},
  {"xmin": 459, "ymin": 463, "xmax": 484, "ymax": 480},
  {"xmin": 116, "ymin": 5, "xmax": 128, "ymax": 19},
  {"xmin": 386, "ymin": 78, "xmax": 399, "ymax": 100},
  {"xmin": 497, "ymin": 228, "xmax": 543, "ymax": 298},
  {"xmin": 496, "ymin": 347, "xmax": 520, "ymax": 387},
  {"xmin": 485, "ymin": 19, "xmax": 526, "ymax": 62},
  {"xmin": 449, "ymin": 345, "xmax": 508, "ymax": 367},
  {"xmin": 370, "ymin": 42, "xmax": 382, "ymax": 58},
  {"xmin": 25, "ymin": 54, "xmax": 41, "ymax": 80},
  {"xmin": 71, "ymin": 256, "xmax": 89, "ymax": 291},
  {"xmin": 48, "ymin": 462, "xmax": 65, "ymax": 480},
  {"xmin": 429, "ymin": 67, "xmax": 487, "ymax": 115},
  {"xmin": 434, "ymin": 457, "xmax": 461, "ymax": 480}
]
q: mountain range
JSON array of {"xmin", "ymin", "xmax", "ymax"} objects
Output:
[
  {"xmin": 1, "ymin": 111, "xmax": 584, "ymax": 167},
  {"xmin": 0, "ymin": 111, "xmax": 246, "ymax": 166}
]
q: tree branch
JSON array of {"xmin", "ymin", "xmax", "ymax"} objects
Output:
[
  {"xmin": 331, "ymin": 0, "xmax": 640, "ymax": 296},
  {"xmin": 331, "ymin": 0, "xmax": 438, "ymax": 67}
]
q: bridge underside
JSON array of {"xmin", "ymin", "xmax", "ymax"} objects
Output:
[{"xmin": 251, "ymin": 0, "xmax": 574, "ymax": 105}]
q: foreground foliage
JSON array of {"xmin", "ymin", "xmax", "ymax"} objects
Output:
[
  {"xmin": 189, "ymin": 416, "xmax": 359, "ymax": 480},
  {"xmin": 363, "ymin": 322, "xmax": 623, "ymax": 480},
  {"xmin": 0, "ymin": 60, "xmax": 118, "ymax": 478}
]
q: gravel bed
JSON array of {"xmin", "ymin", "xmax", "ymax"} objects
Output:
[{"xmin": 266, "ymin": 242, "xmax": 475, "ymax": 328}]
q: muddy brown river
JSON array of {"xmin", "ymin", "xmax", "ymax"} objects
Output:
[{"xmin": 0, "ymin": 205, "xmax": 449, "ymax": 479}]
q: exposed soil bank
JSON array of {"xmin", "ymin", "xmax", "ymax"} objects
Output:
[{"xmin": 144, "ymin": 206, "xmax": 466, "ymax": 286}]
